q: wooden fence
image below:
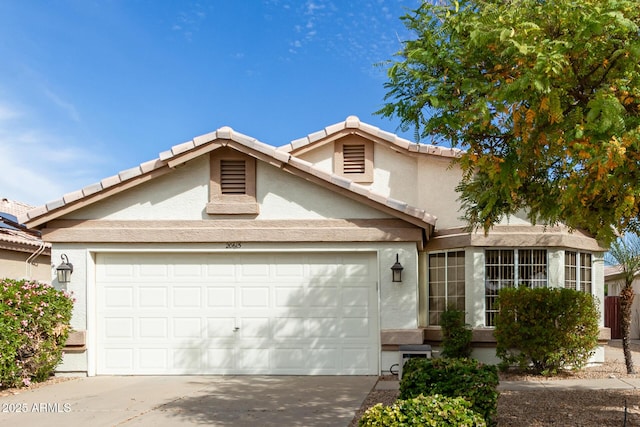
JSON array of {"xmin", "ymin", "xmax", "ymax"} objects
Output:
[{"xmin": 604, "ymin": 296, "xmax": 621, "ymax": 339}]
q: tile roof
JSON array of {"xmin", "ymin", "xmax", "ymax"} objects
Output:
[
  {"xmin": 0, "ymin": 198, "xmax": 34, "ymax": 217},
  {"xmin": 0, "ymin": 198, "xmax": 51, "ymax": 253},
  {"xmin": 19, "ymin": 119, "xmax": 438, "ymax": 230},
  {"xmin": 279, "ymin": 115, "xmax": 463, "ymax": 158}
]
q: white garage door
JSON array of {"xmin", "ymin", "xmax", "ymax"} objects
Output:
[{"xmin": 96, "ymin": 252, "xmax": 379, "ymax": 375}]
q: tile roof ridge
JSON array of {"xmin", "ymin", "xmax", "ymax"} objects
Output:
[{"xmin": 279, "ymin": 115, "xmax": 463, "ymax": 158}]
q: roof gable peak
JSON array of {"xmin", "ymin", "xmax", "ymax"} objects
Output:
[{"xmin": 279, "ymin": 115, "xmax": 462, "ymax": 159}]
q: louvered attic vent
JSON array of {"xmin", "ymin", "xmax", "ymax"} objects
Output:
[
  {"xmin": 220, "ymin": 160, "xmax": 246, "ymax": 194},
  {"xmin": 343, "ymin": 144, "xmax": 366, "ymax": 174}
]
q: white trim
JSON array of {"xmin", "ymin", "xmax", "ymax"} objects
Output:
[{"xmin": 86, "ymin": 250, "xmax": 97, "ymax": 377}]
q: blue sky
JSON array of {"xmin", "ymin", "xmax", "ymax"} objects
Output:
[{"xmin": 0, "ymin": 0, "xmax": 424, "ymax": 207}]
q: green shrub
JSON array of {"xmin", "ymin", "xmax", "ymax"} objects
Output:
[
  {"xmin": 358, "ymin": 394, "xmax": 486, "ymax": 427},
  {"xmin": 494, "ymin": 286, "xmax": 599, "ymax": 376},
  {"xmin": 0, "ymin": 278, "xmax": 74, "ymax": 389},
  {"xmin": 441, "ymin": 306, "xmax": 472, "ymax": 358},
  {"xmin": 400, "ymin": 358, "xmax": 499, "ymax": 425}
]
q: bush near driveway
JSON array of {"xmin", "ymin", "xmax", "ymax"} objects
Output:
[
  {"xmin": 358, "ymin": 393, "xmax": 486, "ymax": 427},
  {"xmin": 0, "ymin": 278, "xmax": 73, "ymax": 389},
  {"xmin": 495, "ymin": 286, "xmax": 599, "ymax": 376},
  {"xmin": 399, "ymin": 358, "xmax": 499, "ymax": 426}
]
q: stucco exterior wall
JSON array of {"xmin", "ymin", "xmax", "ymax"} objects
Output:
[
  {"xmin": 416, "ymin": 156, "xmax": 463, "ymax": 229},
  {"xmin": 65, "ymin": 156, "xmax": 391, "ymax": 222},
  {"xmin": 256, "ymin": 162, "xmax": 391, "ymax": 220},
  {"xmin": 0, "ymin": 249, "xmax": 51, "ymax": 283}
]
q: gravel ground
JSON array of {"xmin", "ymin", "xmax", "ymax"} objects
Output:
[{"xmin": 349, "ymin": 345, "xmax": 640, "ymax": 426}]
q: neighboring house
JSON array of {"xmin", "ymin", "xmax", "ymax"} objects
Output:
[
  {"xmin": 19, "ymin": 116, "xmax": 608, "ymax": 376},
  {"xmin": 0, "ymin": 198, "xmax": 51, "ymax": 282},
  {"xmin": 604, "ymin": 265, "xmax": 640, "ymax": 339}
]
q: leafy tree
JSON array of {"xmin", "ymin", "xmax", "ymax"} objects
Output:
[
  {"xmin": 605, "ymin": 234, "xmax": 640, "ymax": 374},
  {"xmin": 378, "ymin": 0, "xmax": 640, "ymax": 244}
]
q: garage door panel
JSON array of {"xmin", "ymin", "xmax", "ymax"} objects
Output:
[
  {"xmin": 342, "ymin": 318, "xmax": 370, "ymax": 338},
  {"xmin": 173, "ymin": 287, "xmax": 201, "ymax": 308},
  {"xmin": 307, "ymin": 287, "xmax": 338, "ymax": 307},
  {"xmin": 239, "ymin": 348, "xmax": 270, "ymax": 369},
  {"xmin": 173, "ymin": 348, "xmax": 202, "ymax": 370},
  {"xmin": 105, "ymin": 349, "xmax": 133, "ymax": 370},
  {"xmin": 307, "ymin": 318, "xmax": 338, "ymax": 337},
  {"xmin": 139, "ymin": 318, "xmax": 168, "ymax": 338},
  {"xmin": 173, "ymin": 318, "xmax": 202, "ymax": 338},
  {"xmin": 207, "ymin": 317, "xmax": 236, "ymax": 337},
  {"xmin": 239, "ymin": 317, "xmax": 270, "ymax": 338},
  {"xmin": 105, "ymin": 288, "xmax": 133, "ymax": 308},
  {"xmin": 139, "ymin": 263, "xmax": 169, "ymax": 277},
  {"xmin": 207, "ymin": 287, "xmax": 235, "ymax": 307},
  {"xmin": 104, "ymin": 318, "xmax": 134, "ymax": 338},
  {"xmin": 97, "ymin": 252, "xmax": 379, "ymax": 375},
  {"xmin": 139, "ymin": 287, "xmax": 168, "ymax": 308},
  {"xmin": 275, "ymin": 287, "xmax": 304, "ymax": 307},
  {"xmin": 139, "ymin": 348, "xmax": 168, "ymax": 369},
  {"xmin": 273, "ymin": 317, "xmax": 305, "ymax": 338},
  {"xmin": 206, "ymin": 348, "xmax": 235, "ymax": 369},
  {"xmin": 241, "ymin": 287, "xmax": 270, "ymax": 307}
]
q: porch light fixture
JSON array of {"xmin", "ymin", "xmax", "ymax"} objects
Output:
[
  {"xmin": 56, "ymin": 254, "xmax": 73, "ymax": 284},
  {"xmin": 391, "ymin": 254, "xmax": 404, "ymax": 283}
]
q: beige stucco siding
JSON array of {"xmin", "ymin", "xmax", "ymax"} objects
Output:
[
  {"xmin": 64, "ymin": 156, "xmax": 210, "ymax": 220},
  {"xmin": 0, "ymin": 249, "xmax": 51, "ymax": 283},
  {"xmin": 416, "ymin": 156, "xmax": 462, "ymax": 229},
  {"xmin": 257, "ymin": 162, "xmax": 391, "ymax": 220},
  {"xmin": 64, "ymin": 156, "xmax": 392, "ymax": 222}
]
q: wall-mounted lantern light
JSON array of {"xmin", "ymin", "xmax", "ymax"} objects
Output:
[
  {"xmin": 391, "ymin": 254, "xmax": 404, "ymax": 283},
  {"xmin": 56, "ymin": 254, "xmax": 73, "ymax": 284}
]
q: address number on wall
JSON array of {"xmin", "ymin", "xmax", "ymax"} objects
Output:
[{"xmin": 225, "ymin": 242, "xmax": 242, "ymax": 249}]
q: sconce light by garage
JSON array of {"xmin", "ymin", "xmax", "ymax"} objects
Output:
[
  {"xmin": 56, "ymin": 254, "xmax": 73, "ymax": 284},
  {"xmin": 391, "ymin": 254, "xmax": 404, "ymax": 283}
]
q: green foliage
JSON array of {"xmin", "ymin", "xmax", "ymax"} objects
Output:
[
  {"xmin": 378, "ymin": 0, "xmax": 640, "ymax": 244},
  {"xmin": 494, "ymin": 287, "xmax": 599, "ymax": 375},
  {"xmin": 0, "ymin": 278, "xmax": 74, "ymax": 389},
  {"xmin": 358, "ymin": 394, "xmax": 486, "ymax": 427},
  {"xmin": 441, "ymin": 306, "xmax": 473, "ymax": 358},
  {"xmin": 604, "ymin": 233, "xmax": 640, "ymax": 373},
  {"xmin": 399, "ymin": 358, "xmax": 499, "ymax": 425}
]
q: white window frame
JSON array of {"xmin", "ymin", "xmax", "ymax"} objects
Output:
[
  {"xmin": 484, "ymin": 248, "xmax": 548, "ymax": 326},
  {"xmin": 427, "ymin": 250, "xmax": 465, "ymax": 326},
  {"xmin": 565, "ymin": 251, "xmax": 592, "ymax": 293}
]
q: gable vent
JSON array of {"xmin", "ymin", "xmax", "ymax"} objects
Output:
[
  {"xmin": 220, "ymin": 160, "xmax": 246, "ymax": 194},
  {"xmin": 343, "ymin": 144, "xmax": 366, "ymax": 174}
]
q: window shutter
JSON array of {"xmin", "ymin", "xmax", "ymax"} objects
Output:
[
  {"xmin": 220, "ymin": 160, "xmax": 246, "ymax": 194},
  {"xmin": 342, "ymin": 144, "xmax": 366, "ymax": 174}
]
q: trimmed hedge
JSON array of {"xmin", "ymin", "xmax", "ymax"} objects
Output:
[
  {"xmin": 441, "ymin": 306, "xmax": 472, "ymax": 358},
  {"xmin": 0, "ymin": 278, "xmax": 73, "ymax": 389},
  {"xmin": 399, "ymin": 358, "xmax": 499, "ymax": 425},
  {"xmin": 494, "ymin": 286, "xmax": 599, "ymax": 375},
  {"xmin": 358, "ymin": 394, "xmax": 486, "ymax": 426}
]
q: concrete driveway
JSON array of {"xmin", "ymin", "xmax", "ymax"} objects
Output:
[{"xmin": 0, "ymin": 375, "xmax": 377, "ymax": 427}]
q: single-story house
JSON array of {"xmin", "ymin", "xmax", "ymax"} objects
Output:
[
  {"xmin": 604, "ymin": 265, "xmax": 640, "ymax": 339},
  {"xmin": 0, "ymin": 198, "xmax": 51, "ymax": 282},
  {"xmin": 20, "ymin": 116, "xmax": 608, "ymax": 376}
]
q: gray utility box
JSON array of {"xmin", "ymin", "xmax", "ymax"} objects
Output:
[{"xmin": 398, "ymin": 344, "xmax": 432, "ymax": 379}]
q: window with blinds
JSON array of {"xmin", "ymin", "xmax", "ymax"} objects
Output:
[
  {"xmin": 220, "ymin": 160, "xmax": 246, "ymax": 195},
  {"xmin": 342, "ymin": 144, "xmax": 366, "ymax": 174}
]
